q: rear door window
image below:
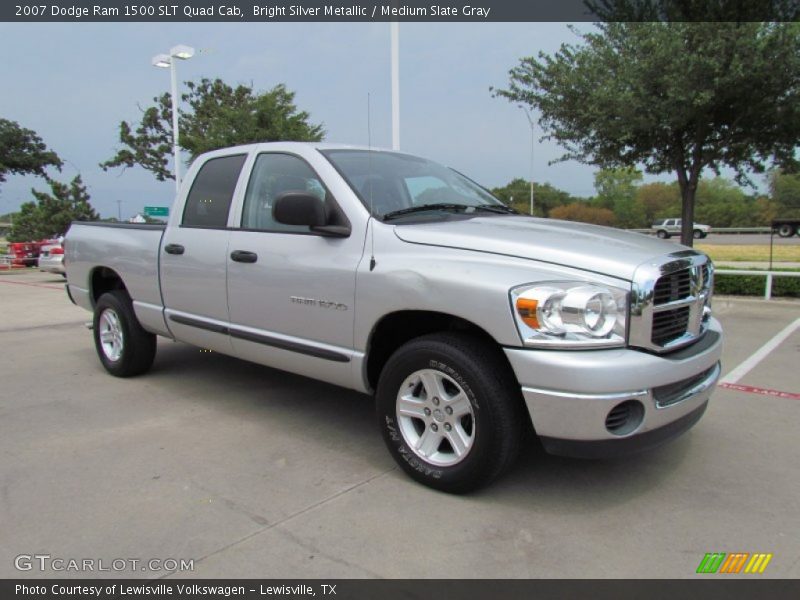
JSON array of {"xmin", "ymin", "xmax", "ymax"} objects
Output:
[{"xmin": 182, "ymin": 154, "xmax": 246, "ymax": 228}]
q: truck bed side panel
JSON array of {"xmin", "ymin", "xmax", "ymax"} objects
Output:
[{"xmin": 65, "ymin": 222, "xmax": 169, "ymax": 336}]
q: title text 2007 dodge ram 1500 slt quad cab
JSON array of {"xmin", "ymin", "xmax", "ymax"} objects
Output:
[{"xmin": 65, "ymin": 142, "xmax": 722, "ymax": 493}]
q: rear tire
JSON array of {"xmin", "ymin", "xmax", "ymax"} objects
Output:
[
  {"xmin": 376, "ymin": 332, "xmax": 524, "ymax": 493},
  {"xmin": 93, "ymin": 290, "xmax": 156, "ymax": 377},
  {"xmin": 777, "ymin": 224, "xmax": 795, "ymax": 238}
]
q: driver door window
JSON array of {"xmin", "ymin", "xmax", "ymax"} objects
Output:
[{"xmin": 241, "ymin": 153, "xmax": 326, "ymax": 232}]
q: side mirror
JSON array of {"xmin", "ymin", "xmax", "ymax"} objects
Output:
[{"xmin": 273, "ymin": 192, "xmax": 327, "ymax": 227}]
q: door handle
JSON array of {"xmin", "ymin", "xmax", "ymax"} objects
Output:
[
  {"xmin": 164, "ymin": 243, "xmax": 185, "ymax": 255},
  {"xmin": 230, "ymin": 250, "xmax": 258, "ymax": 263}
]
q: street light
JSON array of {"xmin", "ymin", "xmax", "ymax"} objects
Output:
[
  {"xmin": 390, "ymin": 22, "xmax": 400, "ymax": 151},
  {"xmin": 519, "ymin": 105, "xmax": 535, "ymax": 216},
  {"xmin": 152, "ymin": 44, "xmax": 195, "ymax": 193}
]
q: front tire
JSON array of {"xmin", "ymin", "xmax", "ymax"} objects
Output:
[
  {"xmin": 777, "ymin": 224, "xmax": 795, "ymax": 238},
  {"xmin": 376, "ymin": 333, "xmax": 524, "ymax": 493},
  {"xmin": 93, "ymin": 290, "xmax": 156, "ymax": 377},
  {"xmin": 693, "ymin": 229, "xmax": 703, "ymax": 239},
  {"xmin": 656, "ymin": 230, "xmax": 669, "ymax": 239}
]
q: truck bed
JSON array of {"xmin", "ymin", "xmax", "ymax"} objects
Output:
[{"xmin": 65, "ymin": 221, "xmax": 167, "ymax": 334}]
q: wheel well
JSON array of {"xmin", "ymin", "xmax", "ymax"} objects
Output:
[
  {"xmin": 90, "ymin": 267, "xmax": 127, "ymax": 305},
  {"xmin": 365, "ymin": 310, "xmax": 500, "ymax": 391}
]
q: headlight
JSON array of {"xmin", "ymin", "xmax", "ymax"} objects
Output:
[{"xmin": 510, "ymin": 282, "xmax": 628, "ymax": 348}]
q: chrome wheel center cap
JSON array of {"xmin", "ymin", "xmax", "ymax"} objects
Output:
[{"xmin": 432, "ymin": 408, "xmax": 445, "ymax": 423}]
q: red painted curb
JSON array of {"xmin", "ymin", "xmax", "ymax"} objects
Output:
[
  {"xmin": 0, "ymin": 279, "xmax": 64, "ymax": 291},
  {"xmin": 719, "ymin": 382, "xmax": 800, "ymax": 400}
]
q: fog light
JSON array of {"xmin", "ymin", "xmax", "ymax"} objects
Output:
[{"xmin": 605, "ymin": 400, "xmax": 644, "ymax": 436}]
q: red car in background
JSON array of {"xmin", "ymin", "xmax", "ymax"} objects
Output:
[
  {"xmin": 6, "ymin": 241, "xmax": 41, "ymax": 267},
  {"xmin": 1, "ymin": 239, "xmax": 64, "ymax": 273}
]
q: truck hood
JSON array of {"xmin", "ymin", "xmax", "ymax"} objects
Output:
[{"xmin": 393, "ymin": 216, "xmax": 688, "ymax": 281}]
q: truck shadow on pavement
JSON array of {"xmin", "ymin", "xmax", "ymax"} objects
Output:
[{"xmin": 486, "ymin": 436, "xmax": 692, "ymax": 512}]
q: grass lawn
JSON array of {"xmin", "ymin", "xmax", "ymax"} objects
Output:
[{"xmin": 696, "ymin": 244, "xmax": 800, "ymax": 262}]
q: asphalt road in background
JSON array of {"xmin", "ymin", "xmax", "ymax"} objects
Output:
[{"xmin": 0, "ymin": 272, "xmax": 798, "ymax": 579}]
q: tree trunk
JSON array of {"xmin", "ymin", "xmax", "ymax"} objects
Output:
[
  {"xmin": 674, "ymin": 162, "xmax": 699, "ymax": 247},
  {"xmin": 680, "ymin": 184, "xmax": 696, "ymax": 247}
]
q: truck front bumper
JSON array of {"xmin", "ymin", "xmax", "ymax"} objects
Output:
[{"xmin": 503, "ymin": 318, "xmax": 723, "ymax": 459}]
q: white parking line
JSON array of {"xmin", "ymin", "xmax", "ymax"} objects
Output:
[{"xmin": 719, "ymin": 317, "xmax": 800, "ymax": 385}]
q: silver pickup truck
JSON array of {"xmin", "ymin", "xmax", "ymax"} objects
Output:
[{"xmin": 65, "ymin": 142, "xmax": 722, "ymax": 493}]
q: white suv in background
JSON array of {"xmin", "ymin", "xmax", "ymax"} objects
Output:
[{"xmin": 652, "ymin": 219, "xmax": 711, "ymax": 239}]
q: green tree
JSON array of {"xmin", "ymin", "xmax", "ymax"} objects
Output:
[
  {"xmin": 550, "ymin": 202, "xmax": 615, "ymax": 226},
  {"xmin": 0, "ymin": 118, "xmax": 62, "ymax": 186},
  {"xmin": 693, "ymin": 177, "xmax": 751, "ymax": 227},
  {"xmin": 592, "ymin": 167, "xmax": 646, "ymax": 228},
  {"xmin": 586, "ymin": 0, "xmax": 799, "ymax": 22},
  {"xmin": 769, "ymin": 171, "xmax": 800, "ymax": 219},
  {"xmin": 754, "ymin": 195, "xmax": 779, "ymax": 226},
  {"xmin": 8, "ymin": 176, "xmax": 98, "ymax": 242},
  {"xmin": 494, "ymin": 21, "xmax": 800, "ymax": 246},
  {"xmin": 101, "ymin": 78, "xmax": 325, "ymax": 181},
  {"xmin": 593, "ymin": 167, "xmax": 641, "ymax": 209},
  {"xmin": 492, "ymin": 178, "xmax": 530, "ymax": 210},
  {"xmin": 491, "ymin": 178, "xmax": 574, "ymax": 217},
  {"xmin": 635, "ymin": 182, "xmax": 681, "ymax": 224}
]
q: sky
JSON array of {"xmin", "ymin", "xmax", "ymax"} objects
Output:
[{"xmin": 0, "ymin": 21, "xmax": 757, "ymax": 219}]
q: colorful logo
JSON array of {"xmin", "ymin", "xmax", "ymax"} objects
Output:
[{"xmin": 696, "ymin": 552, "xmax": 773, "ymax": 574}]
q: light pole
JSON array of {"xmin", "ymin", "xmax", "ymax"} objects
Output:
[
  {"xmin": 390, "ymin": 22, "xmax": 400, "ymax": 151},
  {"xmin": 519, "ymin": 106, "xmax": 535, "ymax": 216},
  {"xmin": 152, "ymin": 44, "xmax": 195, "ymax": 193}
]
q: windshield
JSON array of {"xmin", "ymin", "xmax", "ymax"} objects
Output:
[{"xmin": 321, "ymin": 149, "xmax": 504, "ymax": 220}]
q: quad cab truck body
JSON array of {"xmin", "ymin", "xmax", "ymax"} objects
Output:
[{"xmin": 65, "ymin": 143, "xmax": 723, "ymax": 492}]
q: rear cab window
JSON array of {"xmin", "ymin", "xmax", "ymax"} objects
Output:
[{"xmin": 182, "ymin": 154, "xmax": 247, "ymax": 228}]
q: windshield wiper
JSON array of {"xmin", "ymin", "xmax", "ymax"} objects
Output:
[
  {"xmin": 474, "ymin": 204, "xmax": 519, "ymax": 215},
  {"xmin": 382, "ymin": 203, "xmax": 470, "ymax": 221},
  {"xmin": 382, "ymin": 203, "xmax": 519, "ymax": 221}
]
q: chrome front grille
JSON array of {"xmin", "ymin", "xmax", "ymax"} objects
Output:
[
  {"xmin": 653, "ymin": 269, "xmax": 692, "ymax": 305},
  {"xmin": 629, "ymin": 251, "xmax": 713, "ymax": 354},
  {"xmin": 651, "ymin": 305, "xmax": 691, "ymax": 346}
]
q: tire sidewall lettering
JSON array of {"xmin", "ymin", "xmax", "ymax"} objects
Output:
[{"xmin": 427, "ymin": 359, "xmax": 480, "ymax": 412}]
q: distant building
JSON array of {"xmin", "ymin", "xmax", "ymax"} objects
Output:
[{"xmin": 129, "ymin": 214, "xmax": 147, "ymax": 223}]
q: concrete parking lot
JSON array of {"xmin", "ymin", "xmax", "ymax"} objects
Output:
[{"xmin": 0, "ymin": 271, "xmax": 798, "ymax": 579}]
